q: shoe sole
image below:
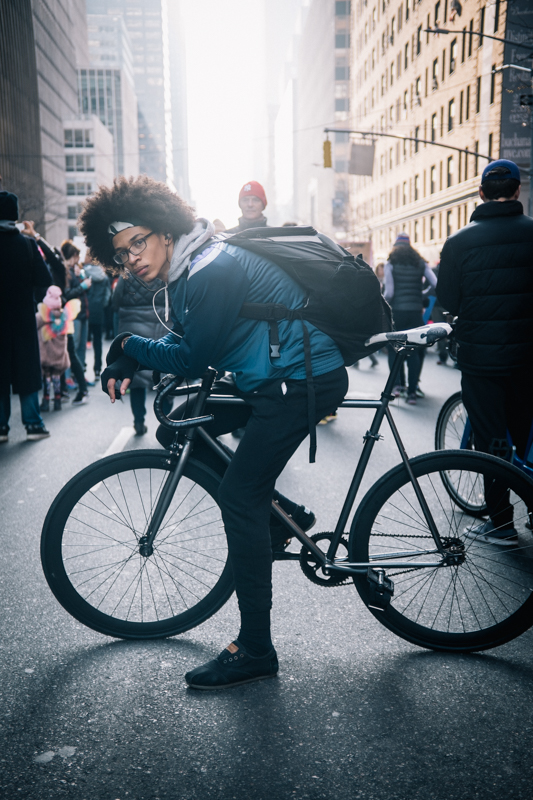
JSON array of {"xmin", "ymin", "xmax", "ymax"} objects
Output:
[
  {"xmin": 26, "ymin": 434, "xmax": 50, "ymax": 441},
  {"xmin": 186, "ymin": 673, "xmax": 278, "ymax": 691}
]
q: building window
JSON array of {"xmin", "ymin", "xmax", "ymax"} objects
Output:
[
  {"xmin": 440, "ymin": 106, "xmax": 444, "ymax": 137},
  {"xmin": 430, "ymin": 215, "xmax": 435, "ymax": 240},
  {"xmin": 490, "ymin": 65, "xmax": 496, "ymax": 104},
  {"xmin": 432, "ymin": 58, "xmax": 438, "ymax": 91},
  {"xmin": 75, "ymin": 154, "xmax": 84, "ymax": 171},
  {"xmin": 431, "ymin": 113, "xmax": 437, "ymax": 141},
  {"xmin": 416, "ymin": 25, "xmax": 422, "ymax": 55},
  {"xmin": 403, "ymin": 181, "xmax": 407, "ymax": 204},
  {"xmin": 335, "ymin": 98, "xmax": 349, "ymax": 111},
  {"xmin": 391, "ymin": 16, "xmax": 395, "ymax": 45},
  {"xmin": 478, "ymin": 7, "xmax": 485, "ymax": 47},
  {"xmin": 335, "ymin": 33, "xmax": 350, "ymax": 48},
  {"xmin": 414, "ymin": 174, "xmax": 419, "ymax": 200},
  {"xmin": 459, "ymin": 90, "xmax": 464, "ymax": 124},
  {"xmin": 336, "ymin": 65, "xmax": 350, "ymax": 79},
  {"xmin": 335, "ymin": 1, "xmax": 351, "ymax": 13},
  {"xmin": 450, "ymin": 38, "xmax": 457, "ymax": 73},
  {"xmin": 64, "ymin": 130, "xmax": 73, "ymax": 148},
  {"xmin": 461, "ymin": 27, "xmax": 466, "ymax": 62},
  {"xmin": 447, "ymin": 156, "xmax": 453, "ymax": 187},
  {"xmin": 406, "ymin": 0, "xmax": 409, "ymax": 21},
  {"xmin": 494, "ymin": 0, "xmax": 500, "ymax": 31},
  {"xmin": 448, "ymin": 98, "xmax": 455, "ymax": 131},
  {"xmin": 468, "ymin": 19, "xmax": 473, "ymax": 57},
  {"xmin": 403, "ymin": 90, "xmax": 408, "ymax": 119},
  {"xmin": 441, "ymin": 49, "xmax": 446, "ymax": 82},
  {"xmin": 67, "ymin": 183, "xmax": 75, "ymax": 196},
  {"xmin": 74, "ymin": 129, "xmax": 84, "ymax": 147},
  {"xmin": 414, "ymin": 220, "xmax": 419, "ymax": 242},
  {"xmin": 466, "ymin": 85, "xmax": 470, "ymax": 119},
  {"xmin": 430, "ymin": 165, "xmax": 437, "ymax": 193},
  {"xmin": 474, "ymin": 140, "xmax": 479, "ymax": 175},
  {"xmin": 390, "ymin": 61, "xmax": 395, "ymax": 85},
  {"xmin": 476, "ymin": 76, "xmax": 481, "ymax": 113},
  {"xmin": 414, "ymin": 126, "xmax": 420, "ymax": 152},
  {"xmin": 404, "ymin": 42, "xmax": 409, "ymax": 70},
  {"xmin": 67, "ymin": 205, "xmax": 77, "ymax": 220},
  {"xmin": 434, "ymin": 1, "xmax": 440, "ymax": 26},
  {"xmin": 488, "ymin": 132, "xmax": 493, "ymax": 159},
  {"xmin": 65, "ymin": 156, "xmax": 74, "ymax": 172}
]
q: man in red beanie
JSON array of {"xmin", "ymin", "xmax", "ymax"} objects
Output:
[{"xmin": 226, "ymin": 181, "xmax": 268, "ymax": 233}]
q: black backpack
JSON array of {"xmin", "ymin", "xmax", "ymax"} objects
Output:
[{"xmin": 218, "ymin": 225, "xmax": 392, "ymax": 365}]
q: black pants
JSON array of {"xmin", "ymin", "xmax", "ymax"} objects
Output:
[
  {"xmin": 157, "ymin": 368, "xmax": 348, "ymax": 617},
  {"xmin": 387, "ymin": 310, "xmax": 424, "ymax": 394},
  {"xmin": 89, "ymin": 322, "xmax": 103, "ymax": 373},
  {"xmin": 462, "ymin": 370, "xmax": 533, "ymax": 526},
  {"xmin": 66, "ymin": 334, "xmax": 87, "ymax": 393}
]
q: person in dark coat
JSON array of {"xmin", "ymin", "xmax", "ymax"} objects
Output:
[
  {"xmin": 383, "ymin": 232, "xmax": 437, "ymax": 403},
  {"xmin": 20, "ymin": 220, "xmax": 88, "ymax": 404},
  {"xmin": 225, "ymin": 181, "xmax": 268, "ymax": 233},
  {"xmin": 85, "ymin": 253, "xmax": 111, "ymax": 378},
  {"xmin": 0, "ymin": 191, "xmax": 52, "ymax": 441},
  {"xmin": 437, "ymin": 159, "xmax": 533, "ymax": 546},
  {"xmin": 112, "ymin": 274, "xmax": 169, "ymax": 435}
]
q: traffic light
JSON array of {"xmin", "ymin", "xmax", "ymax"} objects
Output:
[{"xmin": 323, "ymin": 139, "xmax": 332, "ymax": 168}]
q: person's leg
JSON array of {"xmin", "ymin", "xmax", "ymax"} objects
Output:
[
  {"xmin": 68, "ymin": 335, "xmax": 88, "ymax": 397},
  {"xmin": 0, "ymin": 391, "xmax": 11, "ymax": 434},
  {"xmin": 217, "ymin": 368, "xmax": 348, "ymax": 656},
  {"xmin": 51, "ymin": 373, "xmax": 62, "ymax": 410},
  {"xmin": 20, "ymin": 392, "xmax": 45, "ymax": 428},
  {"xmin": 505, "ymin": 369, "xmax": 533, "ymax": 461},
  {"xmin": 130, "ymin": 387, "xmax": 147, "ymax": 433},
  {"xmin": 91, "ymin": 323, "xmax": 103, "ymax": 375},
  {"xmin": 461, "ymin": 373, "xmax": 514, "ymax": 531},
  {"xmin": 76, "ymin": 318, "xmax": 88, "ymax": 372}
]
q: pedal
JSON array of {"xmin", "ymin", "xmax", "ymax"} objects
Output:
[{"xmin": 366, "ymin": 568, "xmax": 394, "ymax": 611}]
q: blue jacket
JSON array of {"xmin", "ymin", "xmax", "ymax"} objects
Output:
[{"xmin": 124, "ymin": 241, "xmax": 343, "ymax": 392}]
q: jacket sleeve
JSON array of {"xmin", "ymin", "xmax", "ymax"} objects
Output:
[
  {"xmin": 124, "ymin": 252, "xmax": 251, "ymax": 377},
  {"xmin": 29, "ymin": 238, "xmax": 52, "ymax": 289},
  {"xmin": 37, "ymin": 239, "xmax": 66, "ymax": 290},
  {"xmin": 436, "ymin": 238, "xmax": 461, "ymax": 315},
  {"xmin": 112, "ymin": 276, "xmax": 126, "ymax": 310}
]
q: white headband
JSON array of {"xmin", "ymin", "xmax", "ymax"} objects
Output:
[{"xmin": 108, "ymin": 220, "xmax": 138, "ymax": 236}]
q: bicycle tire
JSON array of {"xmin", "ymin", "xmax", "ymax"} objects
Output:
[
  {"xmin": 435, "ymin": 392, "xmax": 487, "ymax": 518},
  {"xmin": 350, "ymin": 450, "xmax": 533, "ymax": 652},
  {"xmin": 41, "ymin": 450, "xmax": 234, "ymax": 639}
]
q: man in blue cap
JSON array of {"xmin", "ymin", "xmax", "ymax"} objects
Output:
[{"xmin": 437, "ymin": 159, "xmax": 533, "ymax": 546}]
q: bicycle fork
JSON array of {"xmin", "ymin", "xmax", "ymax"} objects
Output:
[{"xmin": 138, "ymin": 369, "xmax": 217, "ymax": 556}]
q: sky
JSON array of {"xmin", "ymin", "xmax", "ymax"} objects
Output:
[{"xmin": 181, "ymin": 0, "xmax": 268, "ymax": 228}]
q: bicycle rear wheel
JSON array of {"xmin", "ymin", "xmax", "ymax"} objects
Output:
[
  {"xmin": 350, "ymin": 451, "xmax": 533, "ymax": 652},
  {"xmin": 435, "ymin": 392, "xmax": 487, "ymax": 518},
  {"xmin": 41, "ymin": 450, "xmax": 233, "ymax": 639}
]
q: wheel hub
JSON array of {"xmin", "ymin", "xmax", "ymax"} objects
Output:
[
  {"xmin": 138, "ymin": 536, "xmax": 153, "ymax": 557},
  {"xmin": 441, "ymin": 536, "xmax": 465, "ymax": 566}
]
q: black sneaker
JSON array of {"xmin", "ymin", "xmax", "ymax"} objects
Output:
[
  {"xmin": 290, "ymin": 505, "xmax": 316, "ymax": 532},
  {"xmin": 185, "ymin": 640, "xmax": 278, "ymax": 690},
  {"xmin": 134, "ymin": 421, "xmax": 148, "ymax": 436},
  {"xmin": 53, "ymin": 397, "xmax": 62, "ymax": 411},
  {"xmin": 72, "ymin": 391, "xmax": 89, "ymax": 405},
  {"xmin": 39, "ymin": 397, "xmax": 50, "ymax": 412},
  {"xmin": 26, "ymin": 425, "xmax": 50, "ymax": 441},
  {"xmin": 0, "ymin": 426, "xmax": 8, "ymax": 443}
]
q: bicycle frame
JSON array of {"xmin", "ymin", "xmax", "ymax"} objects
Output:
[{"xmin": 144, "ymin": 347, "xmax": 450, "ymax": 576}]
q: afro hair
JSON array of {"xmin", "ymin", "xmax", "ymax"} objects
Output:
[{"xmin": 78, "ymin": 175, "xmax": 196, "ymax": 269}]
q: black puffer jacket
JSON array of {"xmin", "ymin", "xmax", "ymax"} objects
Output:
[
  {"xmin": 437, "ymin": 200, "xmax": 533, "ymax": 375},
  {"xmin": 113, "ymin": 275, "xmax": 169, "ymax": 389}
]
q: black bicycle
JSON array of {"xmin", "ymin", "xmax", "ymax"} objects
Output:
[{"xmin": 41, "ymin": 324, "xmax": 533, "ymax": 652}]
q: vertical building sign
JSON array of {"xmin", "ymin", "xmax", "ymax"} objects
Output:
[{"xmin": 500, "ymin": 0, "xmax": 533, "ymax": 169}]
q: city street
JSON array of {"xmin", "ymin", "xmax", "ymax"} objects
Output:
[{"xmin": 1, "ymin": 349, "xmax": 532, "ymax": 800}]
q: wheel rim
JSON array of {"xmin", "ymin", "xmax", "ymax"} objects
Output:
[
  {"xmin": 354, "ymin": 456, "xmax": 533, "ymax": 645},
  {"xmin": 58, "ymin": 464, "xmax": 228, "ymax": 627}
]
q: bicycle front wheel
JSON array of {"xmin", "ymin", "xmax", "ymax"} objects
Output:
[
  {"xmin": 41, "ymin": 450, "xmax": 233, "ymax": 639},
  {"xmin": 350, "ymin": 451, "xmax": 533, "ymax": 652},
  {"xmin": 435, "ymin": 392, "xmax": 487, "ymax": 517}
]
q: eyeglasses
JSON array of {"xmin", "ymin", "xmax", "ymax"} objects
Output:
[{"xmin": 113, "ymin": 231, "xmax": 155, "ymax": 265}]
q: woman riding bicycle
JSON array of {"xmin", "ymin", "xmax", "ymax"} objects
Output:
[{"xmin": 78, "ymin": 176, "xmax": 348, "ymax": 690}]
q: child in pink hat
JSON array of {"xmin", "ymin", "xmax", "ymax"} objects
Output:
[{"xmin": 36, "ymin": 286, "xmax": 80, "ymax": 411}]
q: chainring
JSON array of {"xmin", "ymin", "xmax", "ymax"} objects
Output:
[{"xmin": 299, "ymin": 532, "xmax": 351, "ymax": 586}]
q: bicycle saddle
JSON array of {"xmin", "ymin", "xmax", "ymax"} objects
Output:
[{"xmin": 365, "ymin": 323, "xmax": 453, "ymax": 348}]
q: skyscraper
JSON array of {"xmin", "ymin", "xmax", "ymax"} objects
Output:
[{"xmin": 86, "ymin": 0, "xmax": 189, "ymax": 196}]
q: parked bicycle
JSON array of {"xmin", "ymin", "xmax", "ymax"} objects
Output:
[{"xmin": 41, "ymin": 324, "xmax": 533, "ymax": 653}]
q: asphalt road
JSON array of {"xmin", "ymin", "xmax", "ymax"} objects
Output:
[{"xmin": 1, "ymin": 348, "xmax": 531, "ymax": 800}]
